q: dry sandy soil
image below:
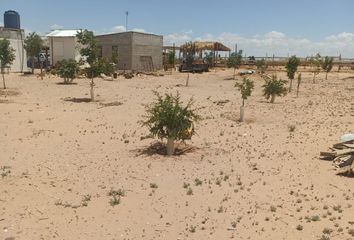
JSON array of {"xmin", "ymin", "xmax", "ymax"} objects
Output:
[{"xmin": 1, "ymin": 68, "xmax": 354, "ymax": 240}]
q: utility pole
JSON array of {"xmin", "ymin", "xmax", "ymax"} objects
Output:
[{"xmin": 125, "ymin": 11, "xmax": 129, "ymax": 31}]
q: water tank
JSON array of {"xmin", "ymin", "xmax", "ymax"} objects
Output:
[{"xmin": 4, "ymin": 10, "xmax": 21, "ymax": 29}]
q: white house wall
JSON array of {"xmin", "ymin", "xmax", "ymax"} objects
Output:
[
  {"xmin": 0, "ymin": 28, "xmax": 28, "ymax": 73},
  {"xmin": 8, "ymin": 38, "xmax": 28, "ymax": 72},
  {"xmin": 50, "ymin": 37, "xmax": 81, "ymax": 65}
]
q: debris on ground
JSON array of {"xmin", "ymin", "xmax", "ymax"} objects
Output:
[{"xmin": 320, "ymin": 138, "xmax": 354, "ymax": 174}]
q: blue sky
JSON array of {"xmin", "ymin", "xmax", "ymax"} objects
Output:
[{"xmin": 1, "ymin": 0, "xmax": 354, "ymax": 57}]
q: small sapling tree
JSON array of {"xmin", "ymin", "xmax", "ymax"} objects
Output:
[
  {"xmin": 322, "ymin": 56, "xmax": 334, "ymax": 80},
  {"xmin": 56, "ymin": 59, "xmax": 79, "ymax": 84},
  {"xmin": 0, "ymin": 39, "xmax": 15, "ymax": 89},
  {"xmin": 24, "ymin": 32, "xmax": 43, "ymax": 74},
  {"xmin": 235, "ymin": 77, "xmax": 254, "ymax": 122},
  {"xmin": 256, "ymin": 59, "xmax": 267, "ymax": 74},
  {"xmin": 168, "ymin": 51, "xmax": 175, "ymax": 65},
  {"xmin": 296, "ymin": 73, "xmax": 302, "ymax": 97},
  {"xmin": 227, "ymin": 50, "xmax": 243, "ymax": 79},
  {"xmin": 204, "ymin": 52, "xmax": 214, "ymax": 66},
  {"xmin": 76, "ymin": 29, "xmax": 105, "ymax": 101},
  {"xmin": 262, "ymin": 75, "xmax": 287, "ymax": 103},
  {"xmin": 142, "ymin": 92, "xmax": 200, "ymax": 156},
  {"xmin": 285, "ymin": 55, "xmax": 300, "ymax": 92},
  {"xmin": 310, "ymin": 53, "xmax": 322, "ymax": 83}
]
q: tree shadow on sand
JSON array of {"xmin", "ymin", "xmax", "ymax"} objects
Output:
[
  {"xmin": 135, "ymin": 141, "xmax": 197, "ymax": 157},
  {"xmin": 63, "ymin": 97, "xmax": 92, "ymax": 103},
  {"xmin": 0, "ymin": 89, "xmax": 20, "ymax": 97},
  {"xmin": 56, "ymin": 82, "xmax": 78, "ymax": 85},
  {"xmin": 336, "ymin": 171, "xmax": 354, "ymax": 178}
]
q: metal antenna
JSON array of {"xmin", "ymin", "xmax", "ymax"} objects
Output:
[{"xmin": 125, "ymin": 11, "xmax": 129, "ymax": 31}]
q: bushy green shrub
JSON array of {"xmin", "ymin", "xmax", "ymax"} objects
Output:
[
  {"xmin": 56, "ymin": 59, "xmax": 79, "ymax": 84},
  {"xmin": 285, "ymin": 55, "xmax": 300, "ymax": 92},
  {"xmin": 262, "ymin": 75, "xmax": 287, "ymax": 103},
  {"xmin": 142, "ymin": 92, "xmax": 200, "ymax": 155}
]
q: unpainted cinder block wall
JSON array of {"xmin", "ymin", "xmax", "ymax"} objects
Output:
[
  {"xmin": 131, "ymin": 32, "xmax": 163, "ymax": 71},
  {"xmin": 97, "ymin": 33, "xmax": 133, "ymax": 70},
  {"xmin": 97, "ymin": 32, "xmax": 162, "ymax": 71}
]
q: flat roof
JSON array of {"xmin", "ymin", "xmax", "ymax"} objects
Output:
[
  {"xmin": 97, "ymin": 31, "xmax": 162, "ymax": 38},
  {"xmin": 46, "ymin": 30, "xmax": 79, "ymax": 37}
]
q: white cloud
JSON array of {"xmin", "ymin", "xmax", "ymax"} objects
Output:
[
  {"xmin": 50, "ymin": 24, "xmax": 63, "ymax": 30},
  {"xmin": 131, "ymin": 28, "xmax": 146, "ymax": 33},
  {"xmin": 164, "ymin": 31, "xmax": 193, "ymax": 46},
  {"xmin": 164, "ymin": 30, "xmax": 354, "ymax": 57},
  {"xmin": 111, "ymin": 25, "xmax": 126, "ymax": 33}
]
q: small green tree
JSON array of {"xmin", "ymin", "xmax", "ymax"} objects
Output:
[
  {"xmin": 167, "ymin": 51, "xmax": 175, "ymax": 65},
  {"xmin": 296, "ymin": 73, "xmax": 302, "ymax": 97},
  {"xmin": 56, "ymin": 59, "xmax": 79, "ymax": 84},
  {"xmin": 204, "ymin": 52, "xmax": 214, "ymax": 66},
  {"xmin": 227, "ymin": 50, "xmax": 243, "ymax": 79},
  {"xmin": 24, "ymin": 32, "xmax": 43, "ymax": 74},
  {"xmin": 262, "ymin": 75, "xmax": 287, "ymax": 103},
  {"xmin": 310, "ymin": 53, "xmax": 322, "ymax": 83},
  {"xmin": 235, "ymin": 77, "xmax": 254, "ymax": 122},
  {"xmin": 285, "ymin": 55, "xmax": 300, "ymax": 92},
  {"xmin": 0, "ymin": 39, "xmax": 15, "ymax": 89},
  {"xmin": 76, "ymin": 29, "xmax": 105, "ymax": 101},
  {"xmin": 322, "ymin": 56, "xmax": 334, "ymax": 80},
  {"xmin": 142, "ymin": 92, "xmax": 200, "ymax": 156},
  {"xmin": 256, "ymin": 59, "xmax": 267, "ymax": 74}
]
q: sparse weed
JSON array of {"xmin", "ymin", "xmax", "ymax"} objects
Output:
[
  {"xmin": 322, "ymin": 228, "xmax": 333, "ymax": 234},
  {"xmin": 194, "ymin": 178, "xmax": 203, "ymax": 186},
  {"xmin": 150, "ymin": 183, "xmax": 158, "ymax": 189},
  {"xmin": 296, "ymin": 224, "xmax": 303, "ymax": 231},
  {"xmin": 288, "ymin": 125, "xmax": 296, "ymax": 132},
  {"xmin": 1, "ymin": 166, "xmax": 11, "ymax": 178}
]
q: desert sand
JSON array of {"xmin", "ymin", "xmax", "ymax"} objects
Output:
[{"xmin": 1, "ymin": 68, "xmax": 354, "ymax": 240}]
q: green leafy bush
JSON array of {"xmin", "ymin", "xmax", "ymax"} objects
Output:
[
  {"xmin": 322, "ymin": 56, "xmax": 334, "ymax": 80},
  {"xmin": 285, "ymin": 55, "xmax": 300, "ymax": 92},
  {"xmin": 0, "ymin": 38, "xmax": 15, "ymax": 89},
  {"xmin": 256, "ymin": 59, "xmax": 267, "ymax": 73},
  {"xmin": 56, "ymin": 59, "xmax": 79, "ymax": 84},
  {"xmin": 262, "ymin": 75, "xmax": 287, "ymax": 103},
  {"xmin": 142, "ymin": 92, "xmax": 200, "ymax": 155},
  {"xmin": 235, "ymin": 77, "xmax": 254, "ymax": 107}
]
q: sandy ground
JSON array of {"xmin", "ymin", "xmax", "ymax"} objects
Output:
[{"xmin": 0, "ymin": 68, "xmax": 354, "ymax": 240}]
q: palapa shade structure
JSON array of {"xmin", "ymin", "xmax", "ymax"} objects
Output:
[{"xmin": 180, "ymin": 41, "xmax": 231, "ymax": 52}]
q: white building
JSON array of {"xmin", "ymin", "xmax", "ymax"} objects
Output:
[
  {"xmin": 0, "ymin": 27, "xmax": 28, "ymax": 72},
  {"xmin": 46, "ymin": 30, "xmax": 81, "ymax": 65}
]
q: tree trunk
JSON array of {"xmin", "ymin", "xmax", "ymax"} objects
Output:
[
  {"xmin": 31, "ymin": 57, "xmax": 35, "ymax": 74},
  {"xmin": 270, "ymin": 94, "xmax": 276, "ymax": 103},
  {"xmin": 186, "ymin": 73, "xmax": 189, "ymax": 87},
  {"xmin": 240, "ymin": 105, "xmax": 245, "ymax": 122},
  {"xmin": 40, "ymin": 62, "xmax": 43, "ymax": 80},
  {"xmin": 313, "ymin": 72, "xmax": 316, "ymax": 83},
  {"xmin": 166, "ymin": 137, "xmax": 175, "ymax": 156},
  {"xmin": 296, "ymin": 83, "xmax": 300, "ymax": 97},
  {"xmin": 90, "ymin": 78, "xmax": 95, "ymax": 101},
  {"xmin": 325, "ymin": 72, "xmax": 328, "ymax": 80},
  {"xmin": 233, "ymin": 68, "xmax": 236, "ymax": 80},
  {"xmin": 2, "ymin": 72, "xmax": 6, "ymax": 89},
  {"xmin": 289, "ymin": 79, "xmax": 293, "ymax": 92}
]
